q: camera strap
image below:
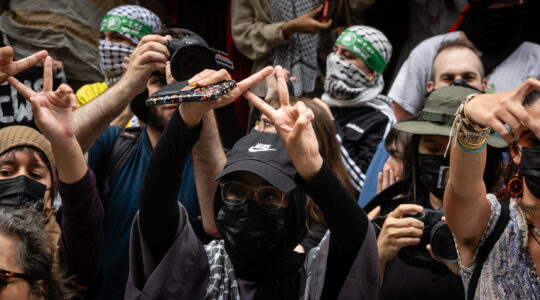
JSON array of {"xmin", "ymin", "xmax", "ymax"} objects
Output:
[{"xmin": 467, "ymin": 199, "xmax": 510, "ymax": 300}]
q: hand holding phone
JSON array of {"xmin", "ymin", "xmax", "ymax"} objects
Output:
[
  {"xmin": 147, "ymin": 80, "xmax": 237, "ymax": 105},
  {"xmin": 314, "ymin": 1, "xmax": 329, "ymax": 22}
]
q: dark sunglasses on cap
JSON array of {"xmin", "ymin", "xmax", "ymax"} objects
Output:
[
  {"xmin": 518, "ymin": 130, "xmax": 540, "ymax": 147},
  {"xmin": 0, "ymin": 269, "xmax": 30, "ymax": 293}
]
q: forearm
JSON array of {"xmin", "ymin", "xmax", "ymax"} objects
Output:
[
  {"xmin": 139, "ymin": 110, "xmax": 202, "ymax": 263},
  {"xmin": 445, "ymin": 135, "xmax": 490, "ymax": 242},
  {"xmin": 192, "ymin": 110, "xmax": 226, "ymax": 237},
  {"xmin": 58, "ymin": 168, "xmax": 104, "ymax": 293},
  {"xmin": 51, "ymin": 136, "xmax": 87, "ymax": 184},
  {"xmin": 302, "ymin": 162, "xmax": 369, "ymax": 299},
  {"xmin": 110, "ymin": 105, "xmax": 134, "ymax": 127},
  {"xmin": 74, "ymin": 79, "xmax": 138, "ymax": 152}
]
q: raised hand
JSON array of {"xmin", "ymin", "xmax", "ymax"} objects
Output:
[
  {"xmin": 179, "ymin": 66, "xmax": 274, "ymax": 128},
  {"xmin": 465, "ymin": 78, "xmax": 540, "ymax": 143},
  {"xmin": 121, "ymin": 34, "xmax": 170, "ymax": 95},
  {"xmin": 282, "ymin": 5, "xmax": 332, "ymax": 39},
  {"xmin": 8, "ymin": 56, "xmax": 76, "ymax": 144},
  {"xmin": 244, "ymin": 66, "xmax": 322, "ymax": 182},
  {"xmin": 0, "ymin": 46, "xmax": 48, "ymax": 83}
]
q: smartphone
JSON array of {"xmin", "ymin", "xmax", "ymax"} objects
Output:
[
  {"xmin": 146, "ymin": 80, "xmax": 237, "ymax": 105},
  {"xmin": 314, "ymin": 1, "xmax": 329, "ymax": 22}
]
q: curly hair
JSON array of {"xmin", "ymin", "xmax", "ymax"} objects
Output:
[{"xmin": 0, "ymin": 208, "xmax": 77, "ymax": 299}]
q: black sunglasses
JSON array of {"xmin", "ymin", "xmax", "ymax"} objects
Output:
[{"xmin": 0, "ymin": 269, "xmax": 31, "ymax": 293}]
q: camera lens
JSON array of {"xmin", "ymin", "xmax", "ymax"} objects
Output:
[
  {"xmin": 430, "ymin": 222, "xmax": 458, "ymax": 262},
  {"xmin": 170, "ymin": 46, "xmax": 214, "ymax": 81}
]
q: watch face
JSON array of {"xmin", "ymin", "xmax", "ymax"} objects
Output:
[{"xmin": 147, "ymin": 80, "xmax": 237, "ymax": 105}]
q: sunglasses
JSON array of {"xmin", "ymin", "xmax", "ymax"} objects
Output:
[
  {"xmin": 518, "ymin": 130, "xmax": 540, "ymax": 147},
  {"xmin": 0, "ymin": 269, "xmax": 30, "ymax": 293}
]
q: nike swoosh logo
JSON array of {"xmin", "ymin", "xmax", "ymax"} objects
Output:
[{"xmin": 248, "ymin": 146, "xmax": 277, "ymax": 152}]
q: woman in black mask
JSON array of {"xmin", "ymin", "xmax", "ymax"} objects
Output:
[
  {"xmin": 125, "ymin": 66, "xmax": 379, "ymax": 299},
  {"xmin": 368, "ymin": 86, "xmax": 506, "ymax": 300},
  {"xmin": 445, "ymin": 78, "xmax": 540, "ymax": 298},
  {"xmin": 0, "ymin": 53, "xmax": 103, "ymax": 297}
]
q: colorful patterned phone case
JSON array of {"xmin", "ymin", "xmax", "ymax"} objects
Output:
[{"xmin": 147, "ymin": 80, "xmax": 237, "ymax": 105}]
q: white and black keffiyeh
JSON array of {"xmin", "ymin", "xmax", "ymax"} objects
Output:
[
  {"xmin": 204, "ymin": 240, "xmax": 240, "ymax": 300},
  {"xmin": 322, "ymin": 25, "xmax": 394, "ymax": 121},
  {"xmin": 271, "ymin": 0, "xmax": 319, "ymax": 97},
  {"xmin": 99, "ymin": 5, "xmax": 161, "ymax": 85},
  {"xmin": 104, "ymin": 5, "xmax": 162, "ymax": 45},
  {"xmin": 99, "ymin": 40, "xmax": 135, "ymax": 85}
]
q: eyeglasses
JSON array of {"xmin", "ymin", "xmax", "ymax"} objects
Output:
[
  {"xmin": 518, "ymin": 130, "xmax": 540, "ymax": 147},
  {"xmin": 219, "ymin": 181, "xmax": 288, "ymax": 211},
  {"xmin": 0, "ymin": 269, "xmax": 30, "ymax": 293}
]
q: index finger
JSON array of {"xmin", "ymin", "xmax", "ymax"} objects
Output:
[
  {"xmin": 275, "ymin": 66, "xmax": 290, "ymax": 107},
  {"xmin": 390, "ymin": 204, "xmax": 423, "ymax": 218},
  {"xmin": 137, "ymin": 34, "xmax": 168, "ymax": 47},
  {"xmin": 234, "ymin": 66, "xmax": 274, "ymax": 96},
  {"xmin": 7, "ymin": 76, "xmax": 37, "ymax": 101},
  {"xmin": 244, "ymin": 90, "xmax": 276, "ymax": 119},
  {"xmin": 14, "ymin": 50, "xmax": 48, "ymax": 74},
  {"xmin": 515, "ymin": 78, "xmax": 540, "ymax": 138}
]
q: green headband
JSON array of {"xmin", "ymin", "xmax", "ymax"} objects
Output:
[
  {"xmin": 336, "ymin": 29, "xmax": 387, "ymax": 73},
  {"xmin": 100, "ymin": 15, "xmax": 153, "ymax": 38}
]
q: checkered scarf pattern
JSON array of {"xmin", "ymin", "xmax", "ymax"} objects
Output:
[
  {"xmin": 99, "ymin": 40, "xmax": 136, "ymax": 85},
  {"xmin": 100, "ymin": 5, "xmax": 161, "ymax": 85},
  {"xmin": 103, "ymin": 5, "xmax": 162, "ymax": 45},
  {"xmin": 345, "ymin": 25, "xmax": 392, "ymax": 66},
  {"xmin": 322, "ymin": 26, "xmax": 394, "ymax": 120},
  {"xmin": 271, "ymin": 0, "xmax": 319, "ymax": 97}
]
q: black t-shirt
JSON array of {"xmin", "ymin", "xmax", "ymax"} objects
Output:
[{"xmin": 381, "ymin": 256, "xmax": 465, "ymax": 300}]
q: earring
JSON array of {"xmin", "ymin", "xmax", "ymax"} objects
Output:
[{"xmin": 507, "ymin": 172, "xmax": 523, "ymax": 197}]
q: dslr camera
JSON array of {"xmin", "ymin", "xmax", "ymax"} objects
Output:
[
  {"xmin": 166, "ymin": 36, "xmax": 233, "ymax": 82},
  {"xmin": 398, "ymin": 208, "xmax": 458, "ymax": 271}
]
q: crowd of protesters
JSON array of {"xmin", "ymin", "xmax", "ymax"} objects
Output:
[{"xmin": 0, "ymin": 0, "xmax": 538, "ymax": 299}]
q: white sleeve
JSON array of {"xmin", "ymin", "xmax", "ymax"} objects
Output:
[{"xmin": 388, "ymin": 38, "xmax": 438, "ymax": 114}]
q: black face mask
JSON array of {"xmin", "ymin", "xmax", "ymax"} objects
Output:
[
  {"xmin": 461, "ymin": 5, "xmax": 525, "ymax": 54},
  {"xmin": 520, "ymin": 147, "xmax": 540, "ymax": 200},
  {"xmin": 418, "ymin": 154, "xmax": 449, "ymax": 200},
  {"xmin": 216, "ymin": 199, "xmax": 288, "ymax": 262},
  {"xmin": 0, "ymin": 175, "xmax": 47, "ymax": 209}
]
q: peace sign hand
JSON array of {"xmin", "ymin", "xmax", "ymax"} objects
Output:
[
  {"xmin": 244, "ymin": 66, "xmax": 323, "ymax": 182},
  {"xmin": 465, "ymin": 78, "xmax": 540, "ymax": 143},
  {"xmin": 0, "ymin": 46, "xmax": 48, "ymax": 83},
  {"xmin": 7, "ymin": 56, "xmax": 76, "ymax": 145}
]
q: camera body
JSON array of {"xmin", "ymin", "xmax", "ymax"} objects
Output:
[
  {"xmin": 166, "ymin": 37, "xmax": 233, "ymax": 82},
  {"xmin": 398, "ymin": 208, "xmax": 458, "ymax": 270}
]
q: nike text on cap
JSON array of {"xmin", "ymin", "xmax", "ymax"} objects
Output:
[{"xmin": 216, "ymin": 131, "xmax": 297, "ymax": 193}]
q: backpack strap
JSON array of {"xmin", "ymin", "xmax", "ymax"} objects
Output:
[
  {"xmin": 467, "ymin": 199, "xmax": 510, "ymax": 300},
  {"xmin": 98, "ymin": 127, "xmax": 144, "ymax": 205}
]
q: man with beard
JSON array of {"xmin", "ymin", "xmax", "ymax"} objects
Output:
[
  {"xmin": 390, "ymin": 0, "xmax": 540, "ymax": 122},
  {"xmin": 72, "ymin": 30, "xmax": 206, "ymax": 299}
]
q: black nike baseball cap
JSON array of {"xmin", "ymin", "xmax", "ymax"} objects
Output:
[{"xmin": 216, "ymin": 131, "xmax": 297, "ymax": 192}]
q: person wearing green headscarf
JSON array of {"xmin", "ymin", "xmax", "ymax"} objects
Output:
[{"xmin": 320, "ymin": 25, "xmax": 394, "ymax": 195}]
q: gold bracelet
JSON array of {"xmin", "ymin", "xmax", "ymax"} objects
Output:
[{"xmin": 463, "ymin": 94, "xmax": 490, "ymax": 132}]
